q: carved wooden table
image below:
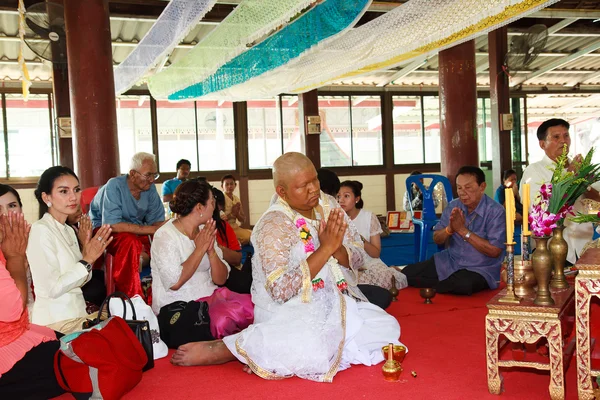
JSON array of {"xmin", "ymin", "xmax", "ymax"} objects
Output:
[
  {"xmin": 486, "ymin": 285, "xmax": 575, "ymax": 400},
  {"xmin": 575, "ymin": 248, "xmax": 600, "ymax": 399}
]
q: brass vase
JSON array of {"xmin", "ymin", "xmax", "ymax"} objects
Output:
[
  {"xmin": 549, "ymin": 225, "xmax": 569, "ymax": 289},
  {"xmin": 500, "ymin": 259, "xmax": 536, "ymax": 297},
  {"xmin": 532, "ymin": 236, "xmax": 555, "ymax": 306}
]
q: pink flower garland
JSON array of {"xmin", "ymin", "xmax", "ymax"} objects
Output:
[{"xmin": 296, "ymin": 216, "xmax": 347, "ymax": 292}]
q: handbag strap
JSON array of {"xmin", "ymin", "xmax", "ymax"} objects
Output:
[
  {"xmin": 98, "ymin": 291, "xmax": 138, "ymax": 321},
  {"xmin": 55, "ymin": 351, "xmax": 72, "ymax": 392}
]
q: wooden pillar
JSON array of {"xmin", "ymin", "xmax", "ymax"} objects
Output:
[
  {"xmin": 233, "ymin": 101, "xmax": 251, "ymax": 228},
  {"xmin": 298, "ymin": 90, "xmax": 321, "ymax": 169},
  {"xmin": 48, "ymin": 0, "xmax": 73, "ymax": 169},
  {"xmin": 381, "ymin": 92, "xmax": 396, "ymax": 211},
  {"xmin": 439, "ymin": 40, "xmax": 478, "ymax": 194},
  {"xmin": 64, "ymin": 0, "xmax": 119, "ymax": 188},
  {"xmin": 489, "ymin": 27, "xmax": 512, "ymax": 190}
]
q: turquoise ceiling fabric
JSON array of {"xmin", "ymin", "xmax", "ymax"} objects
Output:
[
  {"xmin": 148, "ymin": 0, "xmax": 317, "ymax": 100},
  {"xmin": 168, "ymin": 0, "xmax": 371, "ymax": 101}
]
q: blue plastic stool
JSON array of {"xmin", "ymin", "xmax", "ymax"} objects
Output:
[{"xmin": 406, "ymin": 174, "xmax": 453, "ymax": 263}]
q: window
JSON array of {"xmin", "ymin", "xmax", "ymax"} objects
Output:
[
  {"xmin": 157, "ymin": 101, "xmax": 197, "ymax": 172},
  {"xmin": 351, "ymin": 96, "xmax": 383, "ymax": 166},
  {"xmin": 0, "ymin": 96, "xmax": 5, "ymax": 178},
  {"xmin": 281, "ymin": 95, "xmax": 302, "ymax": 154},
  {"xmin": 4, "ymin": 93, "xmax": 53, "ymax": 177},
  {"xmin": 116, "ymin": 96, "xmax": 153, "ymax": 173},
  {"xmin": 422, "ymin": 96, "xmax": 441, "ymax": 163},
  {"xmin": 247, "ymin": 96, "xmax": 302, "ymax": 169},
  {"xmin": 393, "ymin": 95, "xmax": 423, "ymax": 164},
  {"xmin": 319, "ymin": 95, "xmax": 383, "ymax": 167},
  {"xmin": 196, "ymin": 101, "xmax": 235, "ymax": 171}
]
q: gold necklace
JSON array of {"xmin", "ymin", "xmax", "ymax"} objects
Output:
[{"xmin": 175, "ymin": 219, "xmax": 194, "ymax": 239}]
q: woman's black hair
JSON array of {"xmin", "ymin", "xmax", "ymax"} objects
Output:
[
  {"xmin": 0, "ymin": 184, "xmax": 22, "ymax": 208},
  {"xmin": 340, "ymin": 180, "xmax": 364, "ymax": 209},
  {"xmin": 502, "ymin": 169, "xmax": 517, "ymax": 182},
  {"xmin": 34, "ymin": 166, "xmax": 79, "ymax": 219},
  {"xmin": 169, "ymin": 179, "xmax": 212, "ymax": 217},
  {"xmin": 317, "ymin": 168, "xmax": 340, "ymax": 197},
  {"xmin": 211, "ymin": 187, "xmax": 229, "ymax": 247}
]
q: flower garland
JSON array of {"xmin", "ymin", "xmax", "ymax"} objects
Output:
[{"xmin": 295, "ymin": 216, "xmax": 347, "ymax": 293}]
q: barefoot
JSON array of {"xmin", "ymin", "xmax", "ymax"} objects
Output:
[
  {"xmin": 242, "ymin": 365, "xmax": 253, "ymax": 375},
  {"xmin": 171, "ymin": 340, "xmax": 236, "ymax": 366}
]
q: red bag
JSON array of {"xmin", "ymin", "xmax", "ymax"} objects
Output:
[{"xmin": 54, "ymin": 316, "xmax": 148, "ymax": 400}]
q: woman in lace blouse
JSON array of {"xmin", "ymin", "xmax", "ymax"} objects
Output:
[
  {"xmin": 151, "ymin": 179, "xmax": 253, "ymax": 339},
  {"xmin": 338, "ymin": 180, "xmax": 407, "ymax": 292},
  {"xmin": 26, "ymin": 167, "xmax": 112, "ymax": 334}
]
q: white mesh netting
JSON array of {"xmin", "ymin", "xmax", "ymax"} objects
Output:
[{"xmin": 113, "ymin": 0, "xmax": 217, "ymax": 95}]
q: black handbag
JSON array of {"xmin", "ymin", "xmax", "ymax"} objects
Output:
[
  {"xmin": 95, "ymin": 292, "xmax": 154, "ymax": 371},
  {"xmin": 157, "ymin": 300, "xmax": 213, "ymax": 349}
]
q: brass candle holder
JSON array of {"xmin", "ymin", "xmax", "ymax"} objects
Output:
[
  {"xmin": 389, "ymin": 275, "xmax": 399, "ymax": 302},
  {"xmin": 499, "ymin": 243, "xmax": 522, "ymax": 304},
  {"xmin": 521, "ymin": 232, "xmax": 531, "ymax": 262}
]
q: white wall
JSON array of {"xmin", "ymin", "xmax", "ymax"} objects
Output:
[{"xmin": 339, "ymin": 175, "xmax": 386, "ymax": 215}]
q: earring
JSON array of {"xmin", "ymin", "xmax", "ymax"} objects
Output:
[
  {"xmin": 46, "ymin": 202, "xmax": 52, "ymax": 208},
  {"xmin": 200, "ymin": 213, "xmax": 203, "ymax": 217}
]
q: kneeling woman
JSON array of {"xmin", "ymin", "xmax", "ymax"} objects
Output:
[
  {"xmin": 27, "ymin": 166, "xmax": 112, "ymax": 335},
  {"xmin": 151, "ymin": 179, "xmax": 253, "ymax": 339},
  {"xmin": 338, "ymin": 180, "xmax": 407, "ymax": 292}
]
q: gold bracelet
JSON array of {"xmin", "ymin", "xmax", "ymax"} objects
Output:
[{"xmin": 445, "ymin": 227, "xmax": 453, "ymax": 235}]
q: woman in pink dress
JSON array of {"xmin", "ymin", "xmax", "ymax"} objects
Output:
[{"xmin": 0, "ymin": 212, "xmax": 64, "ymax": 399}]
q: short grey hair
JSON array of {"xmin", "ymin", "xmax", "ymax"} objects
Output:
[{"xmin": 129, "ymin": 152, "xmax": 156, "ymax": 171}]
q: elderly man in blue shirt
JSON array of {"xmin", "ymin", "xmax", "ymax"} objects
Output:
[
  {"xmin": 89, "ymin": 152, "xmax": 166, "ymax": 298},
  {"xmin": 402, "ymin": 166, "xmax": 506, "ymax": 295}
]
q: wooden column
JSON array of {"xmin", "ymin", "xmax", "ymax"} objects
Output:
[
  {"xmin": 439, "ymin": 39, "xmax": 478, "ymax": 194},
  {"xmin": 48, "ymin": 0, "xmax": 73, "ymax": 169},
  {"xmin": 298, "ymin": 90, "xmax": 321, "ymax": 169},
  {"xmin": 489, "ymin": 27, "xmax": 512, "ymax": 190},
  {"xmin": 64, "ymin": 0, "xmax": 119, "ymax": 188},
  {"xmin": 233, "ymin": 101, "xmax": 251, "ymax": 228},
  {"xmin": 381, "ymin": 92, "xmax": 396, "ymax": 211}
]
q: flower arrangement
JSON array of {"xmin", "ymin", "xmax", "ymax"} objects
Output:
[{"xmin": 529, "ymin": 146, "xmax": 600, "ymax": 237}]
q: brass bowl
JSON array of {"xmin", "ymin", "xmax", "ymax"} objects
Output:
[
  {"xmin": 381, "ymin": 344, "xmax": 406, "ymax": 363},
  {"xmin": 420, "ymin": 288, "xmax": 436, "ymax": 304}
]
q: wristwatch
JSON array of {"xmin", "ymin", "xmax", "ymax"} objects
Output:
[
  {"xmin": 463, "ymin": 231, "xmax": 472, "ymax": 242},
  {"xmin": 79, "ymin": 260, "xmax": 92, "ymax": 273}
]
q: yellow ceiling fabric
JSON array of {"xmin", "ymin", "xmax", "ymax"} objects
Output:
[
  {"xmin": 204, "ymin": 0, "xmax": 558, "ymax": 101},
  {"xmin": 18, "ymin": 0, "xmax": 31, "ymax": 101},
  {"xmin": 147, "ymin": 0, "xmax": 317, "ymax": 99}
]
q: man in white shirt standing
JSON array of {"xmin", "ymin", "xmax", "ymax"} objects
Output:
[{"xmin": 521, "ymin": 118, "xmax": 600, "ymax": 263}]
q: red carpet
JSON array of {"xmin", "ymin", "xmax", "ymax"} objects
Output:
[{"xmin": 56, "ymin": 287, "xmax": 583, "ymax": 399}]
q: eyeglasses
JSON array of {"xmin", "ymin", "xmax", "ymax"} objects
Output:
[{"xmin": 133, "ymin": 170, "xmax": 160, "ymax": 181}]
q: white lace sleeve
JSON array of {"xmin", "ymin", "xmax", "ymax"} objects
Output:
[
  {"xmin": 253, "ymin": 211, "xmax": 309, "ymax": 304},
  {"xmin": 370, "ymin": 212, "xmax": 383, "ymax": 237}
]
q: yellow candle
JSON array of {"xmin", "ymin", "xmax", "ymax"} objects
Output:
[
  {"xmin": 505, "ymin": 188, "xmax": 513, "ymax": 243},
  {"xmin": 522, "ymin": 184, "xmax": 530, "ymax": 235}
]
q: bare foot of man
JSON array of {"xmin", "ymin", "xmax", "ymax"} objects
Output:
[{"xmin": 171, "ymin": 340, "xmax": 236, "ymax": 366}]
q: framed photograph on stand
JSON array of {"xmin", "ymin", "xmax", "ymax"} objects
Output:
[{"xmin": 387, "ymin": 211, "xmax": 414, "ymax": 233}]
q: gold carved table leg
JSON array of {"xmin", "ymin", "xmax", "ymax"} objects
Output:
[
  {"xmin": 576, "ymin": 277, "xmax": 600, "ymax": 400},
  {"xmin": 486, "ymin": 315, "xmax": 502, "ymax": 394},
  {"xmin": 486, "ymin": 315, "xmax": 564, "ymax": 399}
]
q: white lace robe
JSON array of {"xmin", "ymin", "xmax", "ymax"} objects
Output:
[{"xmin": 223, "ymin": 193, "xmax": 402, "ymax": 382}]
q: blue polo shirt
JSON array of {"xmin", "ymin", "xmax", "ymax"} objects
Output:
[
  {"xmin": 89, "ymin": 175, "xmax": 165, "ymax": 228},
  {"xmin": 162, "ymin": 178, "xmax": 183, "ymax": 198},
  {"xmin": 433, "ymin": 195, "xmax": 506, "ymax": 289}
]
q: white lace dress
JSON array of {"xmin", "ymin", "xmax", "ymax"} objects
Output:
[
  {"xmin": 352, "ymin": 209, "xmax": 408, "ymax": 291},
  {"xmin": 222, "ymin": 194, "xmax": 403, "ymax": 382}
]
